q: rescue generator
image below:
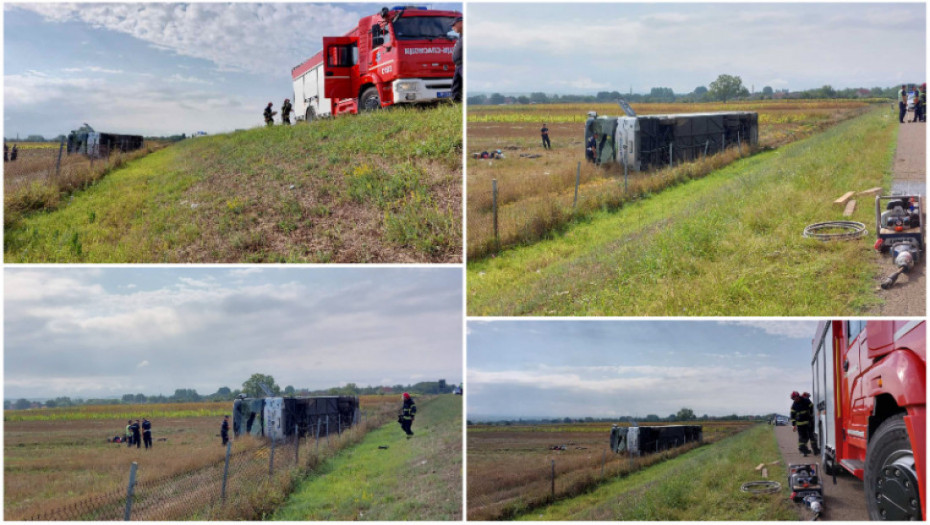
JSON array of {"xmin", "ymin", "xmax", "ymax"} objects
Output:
[
  {"xmin": 874, "ymin": 195, "xmax": 924, "ymax": 289},
  {"xmin": 811, "ymin": 321, "xmax": 925, "ymax": 520},
  {"xmin": 291, "ymin": 5, "xmax": 461, "ymax": 121}
]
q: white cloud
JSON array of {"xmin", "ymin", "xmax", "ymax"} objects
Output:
[
  {"xmin": 137, "ymin": 360, "xmax": 150, "ymax": 368},
  {"xmin": 718, "ymin": 321, "xmax": 818, "ymax": 340},
  {"xmin": 63, "ymin": 66, "xmax": 124, "ymax": 74}
]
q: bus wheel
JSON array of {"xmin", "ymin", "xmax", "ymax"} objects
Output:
[
  {"xmin": 865, "ymin": 414, "xmax": 922, "ymax": 520},
  {"xmin": 360, "ymin": 87, "xmax": 381, "ymax": 111}
]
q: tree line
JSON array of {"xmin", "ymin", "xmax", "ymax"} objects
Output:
[
  {"xmin": 5, "ymin": 373, "xmax": 460, "ymax": 410},
  {"xmin": 468, "ymin": 73, "xmax": 906, "ymax": 106},
  {"xmin": 468, "ymin": 407, "xmax": 776, "ymax": 426}
]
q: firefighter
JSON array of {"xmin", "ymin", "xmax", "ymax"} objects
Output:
[
  {"xmin": 912, "ymin": 86, "xmax": 923, "ymax": 123},
  {"xmin": 142, "ymin": 418, "xmax": 152, "ymax": 449},
  {"xmin": 585, "ymin": 134, "xmax": 598, "ymax": 163},
  {"xmin": 10, "ymin": 144, "xmax": 18, "ymax": 162},
  {"xmin": 399, "ymin": 392, "xmax": 417, "ymax": 438},
  {"xmin": 450, "ymin": 16, "xmax": 463, "ymax": 103},
  {"xmin": 790, "ymin": 391, "xmax": 819, "ymax": 456},
  {"xmin": 3, "ymin": 143, "xmax": 8, "ymax": 162},
  {"xmin": 541, "ymin": 123, "xmax": 551, "ymax": 150},
  {"xmin": 221, "ymin": 415, "xmax": 230, "ymax": 446},
  {"xmin": 263, "ymin": 102, "xmax": 274, "ymax": 127},
  {"xmin": 281, "ymin": 98, "xmax": 292, "ymax": 125},
  {"xmin": 131, "ymin": 419, "xmax": 142, "ymax": 449},
  {"xmin": 899, "ymin": 85, "xmax": 907, "ymax": 123}
]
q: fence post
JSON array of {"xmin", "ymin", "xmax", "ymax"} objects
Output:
[
  {"xmin": 669, "ymin": 142, "xmax": 673, "ymax": 168},
  {"xmin": 55, "ymin": 138, "xmax": 64, "ymax": 178},
  {"xmin": 573, "ymin": 162, "xmax": 581, "ymax": 208},
  {"xmin": 123, "ymin": 462, "xmax": 138, "ymax": 521},
  {"xmin": 295, "ymin": 424, "xmax": 300, "ymax": 464},
  {"xmin": 492, "ymin": 179, "xmax": 499, "ymax": 247},
  {"xmin": 269, "ymin": 437, "xmax": 275, "ymax": 477},
  {"xmin": 221, "ymin": 440, "xmax": 231, "ymax": 502},
  {"xmin": 550, "ymin": 460, "xmax": 556, "ymax": 502}
]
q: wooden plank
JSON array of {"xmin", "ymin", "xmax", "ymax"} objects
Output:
[
  {"xmin": 834, "ymin": 191, "xmax": 855, "ymax": 206},
  {"xmin": 843, "ymin": 200, "xmax": 857, "ymax": 217},
  {"xmin": 858, "ymin": 186, "xmax": 883, "ymax": 196},
  {"xmin": 755, "ymin": 463, "xmax": 765, "ymax": 471}
]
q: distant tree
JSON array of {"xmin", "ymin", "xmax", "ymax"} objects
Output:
[
  {"xmin": 488, "ymin": 93, "xmax": 506, "ymax": 105},
  {"xmin": 648, "ymin": 87, "xmax": 675, "ymax": 102},
  {"xmin": 562, "ymin": 417, "xmax": 572, "ymax": 423},
  {"xmin": 283, "ymin": 385, "xmax": 296, "ymax": 396},
  {"xmin": 708, "ymin": 74, "xmax": 745, "ymax": 102},
  {"xmin": 676, "ymin": 408, "xmax": 696, "ymax": 421},
  {"xmin": 516, "ymin": 95, "xmax": 530, "ymax": 105},
  {"xmin": 438, "ymin": 379, "xmax": 447, "ymax": 392},
  {"xmin": 694, "ymin": 86, "xmax": 708, "ymax": 97},
  {"xmin": 761, "ymin": 86, "xmax": 774, "ymax": 98},
  {"xmin": 122, "ymin": 394, "xmax": 135, "ymax": 403},
  {"xmin": 4, "ymin": 399, "xmax": 12, "ymax": 410},
  {"xmin": 643, "ymin": 414, "xmax": 660, "ymax": 422},
  {"xmin": 216, "ymin": 386, "xmax": 232, "ymax": 397},
  {"xmin": 242, "ymin": 373, "xmax": 280, "ymax": 398},
  {"xmin": 14, "ymin": 398, "xmax": 31, "ymax": 410},
  {"xmin": 24, "ymin": 134, "xmax": 46, "ymax": 142},
  {"xmin": 528, "ymin": 92, "xmax": 548, "ymax": 104},
  {"xmin": 467, "ymin": 94, "xmax": 488, "ymax": 105}
]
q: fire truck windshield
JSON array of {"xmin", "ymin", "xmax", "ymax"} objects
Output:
[{"xmin": 392, "ymin": 16, "xmax": 457, "ymax": 40}]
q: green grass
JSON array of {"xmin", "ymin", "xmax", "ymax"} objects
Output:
[
  {"xmin": 271, "ymin": 395, "xmax": 462, "ymax": 521},
  {"xmin": 517, "ymin": 424, "xmax": 797, "ymax": 521},
  {"xmin": 5, "ymin": 104, "xmax": 461, "ymax": 263},
  {"xmin": 467, "ymin": 108, "xmax": 897, "ymax": 315}
]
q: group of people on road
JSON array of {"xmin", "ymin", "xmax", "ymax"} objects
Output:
[
  {"xmin": 898, "ymin": 83, "xmax": 926, "ymax": 124},
  {"xmin": 4, "ymin": 143, "xmax": 19, "ymax": 162},
  {"xmin": 116, "ymin": 418, "xmax": 153, "ymax": 449}
]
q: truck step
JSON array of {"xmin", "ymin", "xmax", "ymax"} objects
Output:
[{"xmin": 840, "ymin": 458, "xmax": 865, "ymax": 477}]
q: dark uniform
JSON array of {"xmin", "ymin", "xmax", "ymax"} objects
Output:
[
  {"xmin": 790, "ymin": 392, "xmax": 819, "ymax": 456},
  {"xmin": 586, "ymin": 135, "xmax": 598, "ymax": 163},
  {"xmin": 4, "ymin": 143, "xmax": 8, "ymax": 162},
  {"xmin": 450, "ymin": 18, "xmax": 463, "ymax": 103},
  {"xmin": 920, "ymin": 85, "xmax": 927, "ymax": 122},
  {"xmin": 10, "ymin": 144, "xmax": 18, "ymax": 162},
  {"xmin": 142, "ymin": 419, "xmax": 152, "ymax": 449},
  {"xmin": 131, "ymin": 420, "xmax": 142, "ymax": 449},
  {"xmin": 899, "ymin": 86, "xmax": 907, "ymax": 123},
  {"xmin": 264, "ymin": 103, "xmax": 274, "ymax": 127},
  {"xmin": 541, "ymin": 124, "xmax": 551, "ymax": 150},
  {"xmin": 221, "ymin": 416, "xmax": 230, "ymax": 446},
  {"xmin": 281, "ymin": 99, "xmax": 292, "ymax": 125},
  {"xmin": 913, "ymin": 88, "xmax": 924, "ymax": 123},
  {"xmin": 400, "ymin": 394, "xmax": 417, "ymax": 438}
]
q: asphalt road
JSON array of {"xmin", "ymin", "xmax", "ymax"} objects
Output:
[
  {"xmin": 774, "ymin": 425, "xmax": 869, "ymax": 521},
  {"xmin": 870, "ymin": 116, "xmax": 926, "ymax": 315}
]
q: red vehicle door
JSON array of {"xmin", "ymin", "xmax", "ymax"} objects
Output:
[{"xmin": 322, "ymin": 36, "xmax": 358, "ymax": 100}]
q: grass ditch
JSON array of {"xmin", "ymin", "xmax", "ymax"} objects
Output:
[
  {"xmin": 467, "ymin": 107, "xmax": 897, "ymax": 316},
  {"xmin": 5, "ymin": 104, "xmax": 461, "ymax": 263},
  {"xmin": 516, "ymin": 424, "xmax": 797, "ymax": 521}
]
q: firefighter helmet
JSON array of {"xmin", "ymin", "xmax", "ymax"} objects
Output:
[{"xmin": 791, "ymin": 391, "xmax": 800, "ymax": 400}]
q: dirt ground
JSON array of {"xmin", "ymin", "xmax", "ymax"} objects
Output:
[
  {"xmin": 773, "ymin": 425, "xmax": 868, "ymax": 521},
  {"xmin": 869, "ymin": 117, "xmax": 926, "ymax": 316}
]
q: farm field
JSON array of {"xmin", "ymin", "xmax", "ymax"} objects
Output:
[
  {"xmin": 467, "ymin": 100, "xmax": 879, "ymax": 259},
  {"xmin": 510, "ymin": 424, "xmax": 798, "ymax": 521},
  {"xmin": 274, "ymin": 394, "xmax": 463, "ymax": 521},
  {"xmin": 5, "ymin": 104, "xmax": 462, "ymax": 263},
  {"xmin": 467, "ymin": 107, "xmax": 899, "ymax": 316},
  {"xmin": 4, "ymin": 396, "xmax": 399, "ymax": 520},
  {"xmin": 467, "ymin": 420, "xmax": 754, "ymax": 520}
]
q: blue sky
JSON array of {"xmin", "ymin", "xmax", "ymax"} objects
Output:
[
  {"xmin": 467, "ymin": 320, "xmax": 817, "ymax": 420},
  {"xmin": 4, "ymin": 2, "xmax": 460, "ymax": 138},
  {"xmin": 468, "ymin": 3, "xmax": 925, "ymax": 94},
  {"xmin": 5, "ymin": 268, "xmax": 463, "ymax": 399}
]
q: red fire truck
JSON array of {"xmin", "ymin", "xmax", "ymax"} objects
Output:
[
  {"xmin": 811, "ymin": 320, "xmax": 925, "ymax": 520},
  {"xmin": 291, "ymin": 5, "xmax": 460, "ymax": 121}
]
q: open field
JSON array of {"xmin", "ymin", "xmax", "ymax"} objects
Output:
[
  {"xmin": 274, "ymin": 394, "xmax": 462, "ymax": 521},
  {"xmin": 467, "ymin": 107, "xmax": 899, "ymax": 316},
  {"xmin": 467, "ymin": 420, "xmax": 754, "ymax": 520},
  {"xmin": 467, "ymin": 100, "xmax": 879, "ymax": 259},
  {"xmin": 5, "ymin": 104, "xmax": 461, "ymax": 263},
  {"xmin": 510, "ymin": 424, "xmax": 798, "ymax": 521},
  {"xmin": 4, "ymin": 396, "xmax": 399, "ymax": 520}
]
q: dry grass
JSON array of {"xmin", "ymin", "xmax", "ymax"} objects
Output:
[
  {"xmin": 466, "ymin": 420, "xmax": 754, "ymax": 520},
  {"xmin": 466, "ymin": 100, "xmax": 877, "ymax": 259}
]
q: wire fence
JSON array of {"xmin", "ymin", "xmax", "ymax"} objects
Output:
[{"xmin": 23, "ymin": 410, "xmax": 387, "ymax": 521}]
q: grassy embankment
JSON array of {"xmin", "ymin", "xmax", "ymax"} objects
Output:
[
  {"xmin": 517, "ymin": 424, "xmax": 797, "ymax": 521},
  {"xmin": 273, "ymin": 394, "xmax": 462, "ymax": 521},
  {"xmin": 5, "ymin": 104, "xmax": 461, "ymax": 263},
  {"xmin": 468, "ymin": 107, "xmax": 897, "ymax": 316}
]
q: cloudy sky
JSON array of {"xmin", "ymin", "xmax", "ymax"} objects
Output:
[
  {"xmin": 5, "ymin": 268, "xmax": 462, "ymax": 399},
  {"xmin": 468, "ymin": 320, "xmax": 818, "ymax": 420},
  {"xmin": 4, "ymin": 2, "xmax": 460, "ymax": 138},
  {"xmin": 468, "ymin": 3, "xmax": 925, "ymax": 94}
]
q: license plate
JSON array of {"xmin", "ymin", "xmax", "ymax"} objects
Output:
[{"xmin": 437, "ymin": 91, "xmax": 450, "ymax": 98}]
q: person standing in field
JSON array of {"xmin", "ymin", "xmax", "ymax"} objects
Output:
[
  {"xmin": 281, "ymin": 98, "xmax": 292, "ymax": 125},
  {"xmin": 4, "ymin": 143, "xmax": 8, "ymax": 162},
  {"xmin": 399, "ymin": 392, "xmax": 417, "ymax": 438},
  {"xmin": 790, "ymin": 391, "xmax": 819, "ymax": 456},
  {"xmin": 125, "ymin": 420, "xmax": 133, "ymax": 447},
  {"xmin": 131, "ymin": 419, "xmax": 142, "ymax": 449},
  {"xmin": 142, "ymin": 418, "xmax": 152, "ymax": 449},
  {"xmin": 450, "ymin": 16, "xmax": 463, "ymax": 103},
  {"xmin": 912, "ymin": 86, "xmax": 924, "ymax": 123},
  {"xmin": 899, "ymin": 85, "xmax": 907, "ymax": 123},
  {"xmin": 10, "ymin": 144, "xmax": 18, "ymax": 162},
  {"xmin": 264, "ymin": 102, "xmax": 275, "ymax": 127},
  {"xmin": 541, "ymin": 123, "xmax": 551, "ymax": 150},
  {"xmin": 221, "ymin": 415, "xmax": 230, "ymax": 446}
]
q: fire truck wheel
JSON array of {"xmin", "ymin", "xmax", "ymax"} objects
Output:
[
  {"xmin": 865, "ymin": 414, "xmax": 921, "ymax": 521},
  {"xmin": 360, "ymin": 87, "xmax": 381, "ymax": 111}
]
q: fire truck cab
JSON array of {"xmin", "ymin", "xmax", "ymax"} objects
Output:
[
  {"xmin": 811, "ymin": 320, "xmax": 925, "ymax": 520},
  {"xmin": 291, "ymin": 5, "xmax": 460, "ymax": 121}
]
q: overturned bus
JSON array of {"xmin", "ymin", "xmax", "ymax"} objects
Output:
[
  {"xmin": 233, "ymin": 396, "xmax": 359, "ymax": 441},
  {"xmin": 66, "ymin": 124, "xmax": 144, "ymax": 158},
  {"xmin": 609, "ymin": 424, "xmax": 703, "ymax": 455},
  {"xmin": 586, "ymin": 112, "xmax": 758, "ymax": 171}
]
